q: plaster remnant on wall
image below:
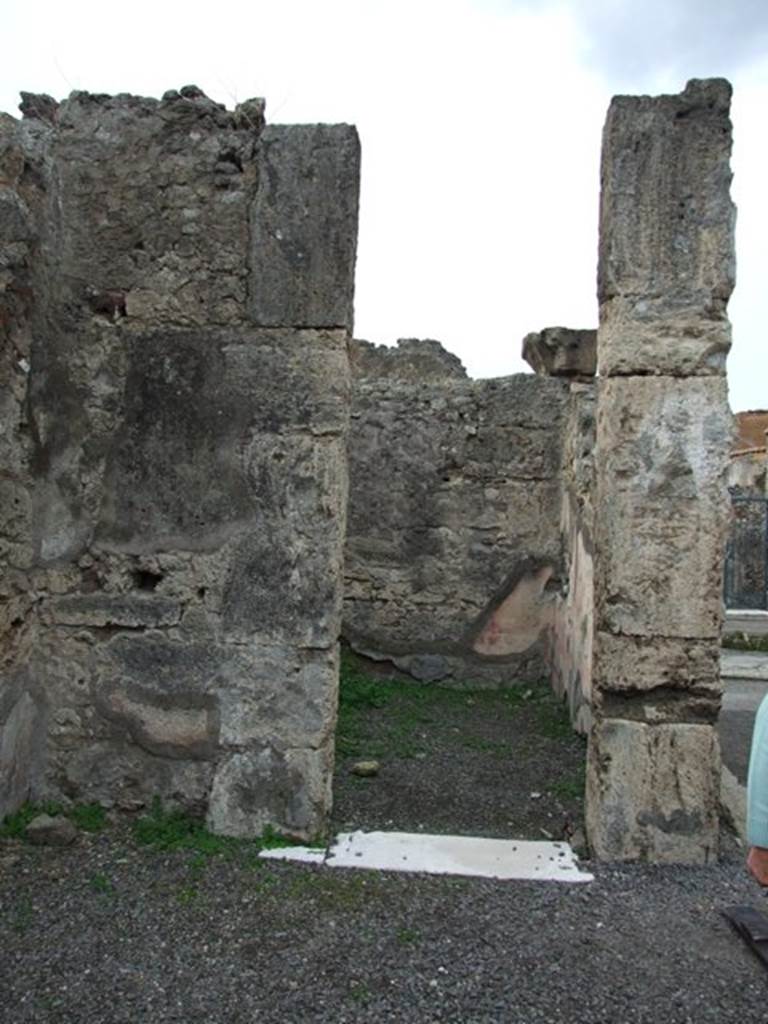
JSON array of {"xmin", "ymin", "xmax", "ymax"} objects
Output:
[{"xmin": 471, "ymin": 565, "xmax": 555, "ymax": 656}]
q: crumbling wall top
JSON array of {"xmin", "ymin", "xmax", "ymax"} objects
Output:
[{"xmin": 349, "ymin": 337, "xmax": 468, "ymax": 382}]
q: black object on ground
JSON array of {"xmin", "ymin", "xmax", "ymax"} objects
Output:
[{"xmin": 722, "ymin": 904, "xmax": 768, "ymax": 970}]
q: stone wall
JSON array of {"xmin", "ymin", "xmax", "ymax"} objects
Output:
[
  {"xmin": 586, "ymin": 80, "xmax": 735, "ymax": 862},
  {"xmin": 0, "ymin": 78, "xmax": 737, "ymax": 865},
  {"xmin": 344, "ymin": 340, "xmax": 570, "ymax": 685},
  {"xmin": 0, "ymin": 89, "xmax": 360, "ymax": 837},
  {"xmin": 546, "ymin": 381, "xmax": 596, "ymax": 733}
]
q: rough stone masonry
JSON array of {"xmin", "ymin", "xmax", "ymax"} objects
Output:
[
  {"xmin": 0, "ymin": 88, "xmax": 360, "ymax": 838},
  {"xmin": 0, "ymin": 80, "xmax": 735, "ymax": 863},
  {"xmin": 586, "ymin": 79, "xmax": 735, "ymax": 862}
]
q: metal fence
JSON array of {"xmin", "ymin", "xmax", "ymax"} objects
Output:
[{"xmin": 724, "ymin": 491, "xmax": 768, "ymax": 609}]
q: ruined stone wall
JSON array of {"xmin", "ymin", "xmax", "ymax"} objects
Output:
[
  {"xmin": 0, "ymin": 89, "xmax": 359, "ymax": 838},
  {"xmin": 586, "ymin": 80, "xmax": 735, "ymax": 862},
  {"xmin": 344, "ymin": 340, "xmax": 570, "ymax": 685}
]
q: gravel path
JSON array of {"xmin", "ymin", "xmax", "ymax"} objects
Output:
[
  {"xmin": 1, "ymin": 833, "xmax": 764, "ymax": 1024},
  {"xmin": 1, "ymin": 673, "xmax": 765, "ymax": 1023}
]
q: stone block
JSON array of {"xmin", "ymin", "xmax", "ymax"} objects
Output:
[
  {"xmin": 25, "ymin": 813, "xmax": 77, "ymax": 846},
  {"xmin": 594, "ymin": 376, "xmax": 731, "ymax": 639},
  {"xmin": 586, "ymin": 718, "xmax": 720, "ymax": 863},
  {"xmin": 29, "ymin": 328, "xmax": 350, "ymax": 563},
  {"xmin": 594, "ymin": 632, "xmax": 721, "ymax": 696},
  {"xmin": 206, "ymin": 742, "xmax": 334, "ymax": 840},
  {"xmin": 0, "ymin": 676, "xmax": 46, "ymax": 820},
  {"xmin": 59, "ymin": 739, "xmax": 215, "ymax": 811},
  {"xmin": 93, "ymin": 637, "xmax": 338, "ymax": 755},
  {"xmin": 598, "ymin": 308, "xmax": 731, "ymax": 377},
  {"xmin": 598, "ymin": 79, "xmax": 735, "ymax": 334},
  {"xmin": 249, "ymin": 124, "xmax": 360, "ymax": 329},
  {"xmin": 522, "ymin": 327, "xmax": 596, "ymax": 377}
]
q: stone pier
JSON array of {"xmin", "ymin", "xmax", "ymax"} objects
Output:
[
  {"xmin": 0, "ymin": 90, "xmax": 359, "ymax": 837},
  {"xmin": 586, "ymin": 80, "xmax": 735, "ymax": 861}
]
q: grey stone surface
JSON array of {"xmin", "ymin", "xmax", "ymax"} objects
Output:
[
  {"xmin": 522, "ymin": 327, "xmax": 596, "ymax": 378},
  {"xmin": 0, "ymin": 77, "xmax": 742, "ymax": 866},
  {"xmin": 594, "ymin": 376, "xmax": 732, "ymax": 640},
  {"xmin": 593, "ymin": 626, "xmax": 720, "ymax": 708},
  {"xmin": 343, "ymin": 373, "xmax": 570, "ymax": 685},
  {"xmin": 249, "ymin": 124, "xmax": 360, "ymax": 330},
  {"xmin": 546, "ymin": 382, "xmax": 596, "ymax": 734},
  {"xmin": 349, "ymin": 338, "xmax": 468, "ymax": 382},
  {"xmin": 598, "ymin": 79, "xmax": 735, "ymax": 377},
  {"xmin": 586, "ymin": 719, "xmax": 720, "ymax": 863},
  {"xmin": 588, "ymin": 79, "xmax": 735, "ymax": 863},
  {"xmin": 0, "ymin": 673, "xmax": 47, "ymax": 821},
  {"xmin": 0, "ymin": 88, "xmax": 356, "ymax": 840}
]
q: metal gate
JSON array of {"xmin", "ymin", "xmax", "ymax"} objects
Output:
[{"xmin": 724, "ymin": 492, "xmax": 768, "ymax": 609}]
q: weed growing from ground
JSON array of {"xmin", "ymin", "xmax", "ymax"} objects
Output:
[
  {"xmin": 11, "ymin": 897, "xmax": 32, "ymax": 934},
  {"xmin": 550, "ymin": 773, "xmax": 585, "ymax": 802},
  {"xmin": 722, "ymin": 633, "xmax": 768, "ymax": 653},
  {"xmin": 69, "ymin": 803, "xmax": 107, "ymax": 833},
  {"xmin": 0, "ymin": 800, "xmax": 106, "ymax": 839},
  {"xmin": 131, "ymin": 798, "xmax": 297, "ymax": 861},
  {"xmin": 535, "ymin": 701, "xmax": 574, "ymax": 740},
  {"xmin": 337, "ymin": 649, "xmax": 582, "ymax": 764},
  {"xmin": 89, "ymin": 872, "xmax": 114, "ymax": 895}
]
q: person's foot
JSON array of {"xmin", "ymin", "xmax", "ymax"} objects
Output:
[{"xmin": 747, "ymin": 846, "xmax": 768, "ymax": 886}]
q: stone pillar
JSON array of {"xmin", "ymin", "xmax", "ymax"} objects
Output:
[
  {"xmin": 587, "ymin": 79, "xmax": 735, "ymax": 862},
  {"xmin": 0, "ymin": 89, "xmax": 359, "ymax": 839}
]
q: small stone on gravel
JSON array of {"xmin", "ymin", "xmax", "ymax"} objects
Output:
[
  {"xmin": 25, "ymin": 813, "xmax": 78, "ymax": 846},
  {"xmin": 351, "ymin": 760, "xmax": 380, "ymax": 777}
]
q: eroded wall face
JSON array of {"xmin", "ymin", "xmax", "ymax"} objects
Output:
[
  {"xmin": 344, "ymin": 345, "xmax": 570, "ymax": 684},
  {"xmin": 0, "ymin": 91, "xmax": 359, "ymax": 837},
  {"xmin": 546, "ymin": 382, "xmax": 596, "ymax": 733},
  {"xmin": 587, "ymin": 79, "xmax": 734, "ymax": 862}
]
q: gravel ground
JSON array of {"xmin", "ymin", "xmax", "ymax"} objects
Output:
[{"xmin": 1, "ymin": 671, "xmax": 766, "ymax": 1024}]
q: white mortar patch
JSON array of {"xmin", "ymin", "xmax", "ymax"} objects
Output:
[{"xmin": 260, "ymin": 830, "xmax": 593, "ymax": 883}]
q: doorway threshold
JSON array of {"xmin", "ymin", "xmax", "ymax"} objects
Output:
[{"xmin": 260, "ymin": 829, "xmax": 593, "ymax": 883}]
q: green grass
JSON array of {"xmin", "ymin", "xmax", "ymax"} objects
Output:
[
  {"xmin": 132, "ymin": 798, "xmax": 239, "ymax": 854},
  {"xmin": 69, "ymin": 803, "xmax": 108, "ymax": 833},
  {"xmin": 461, "ymin": 736, "xmax": 508, "ymax": 754},
  {"xmin": 0, "ymin": 802, "xmax": 63, "ymax": 839},
  {"xmin": 535, "ymin": 701, "xmax": 574, "ymax": 740},
  {"xmin": 10, "ymin": 897, "xmax": 32, "ymax": 934},
  {"xmin": 89, "ymin": 872, "xmax": 114, "ymax": 895},
  {"xmin": 130, "ymin": 798, "xmax": 297, "ymax": 860},
  {"xmin": 550, "ymin": 774, "xmax": 585, "ymax": 801},
  {"xmin": 0, "ymin": 800, "xmax": 108, "ymax": 840},
  {"xmin": 337, "ymin": 650, "xmax": 578, "ymax": 763},
  {"xmin": 722, "ymin": 633, "xmax": 768, "ymax": 652}
]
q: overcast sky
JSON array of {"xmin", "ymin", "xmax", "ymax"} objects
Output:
[{"xmin": 3, "ymin": 0, "xmax": 766, "ymax": 411}]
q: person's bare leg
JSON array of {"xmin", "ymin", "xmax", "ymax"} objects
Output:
[{"xmin": 747, "ymin": 846, "xmax": 768, "ymax": 886}]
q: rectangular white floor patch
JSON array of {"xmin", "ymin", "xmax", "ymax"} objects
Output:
[{"xmin": 260, "ymin": 830, "xmax": 593, "ymax": 883}]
